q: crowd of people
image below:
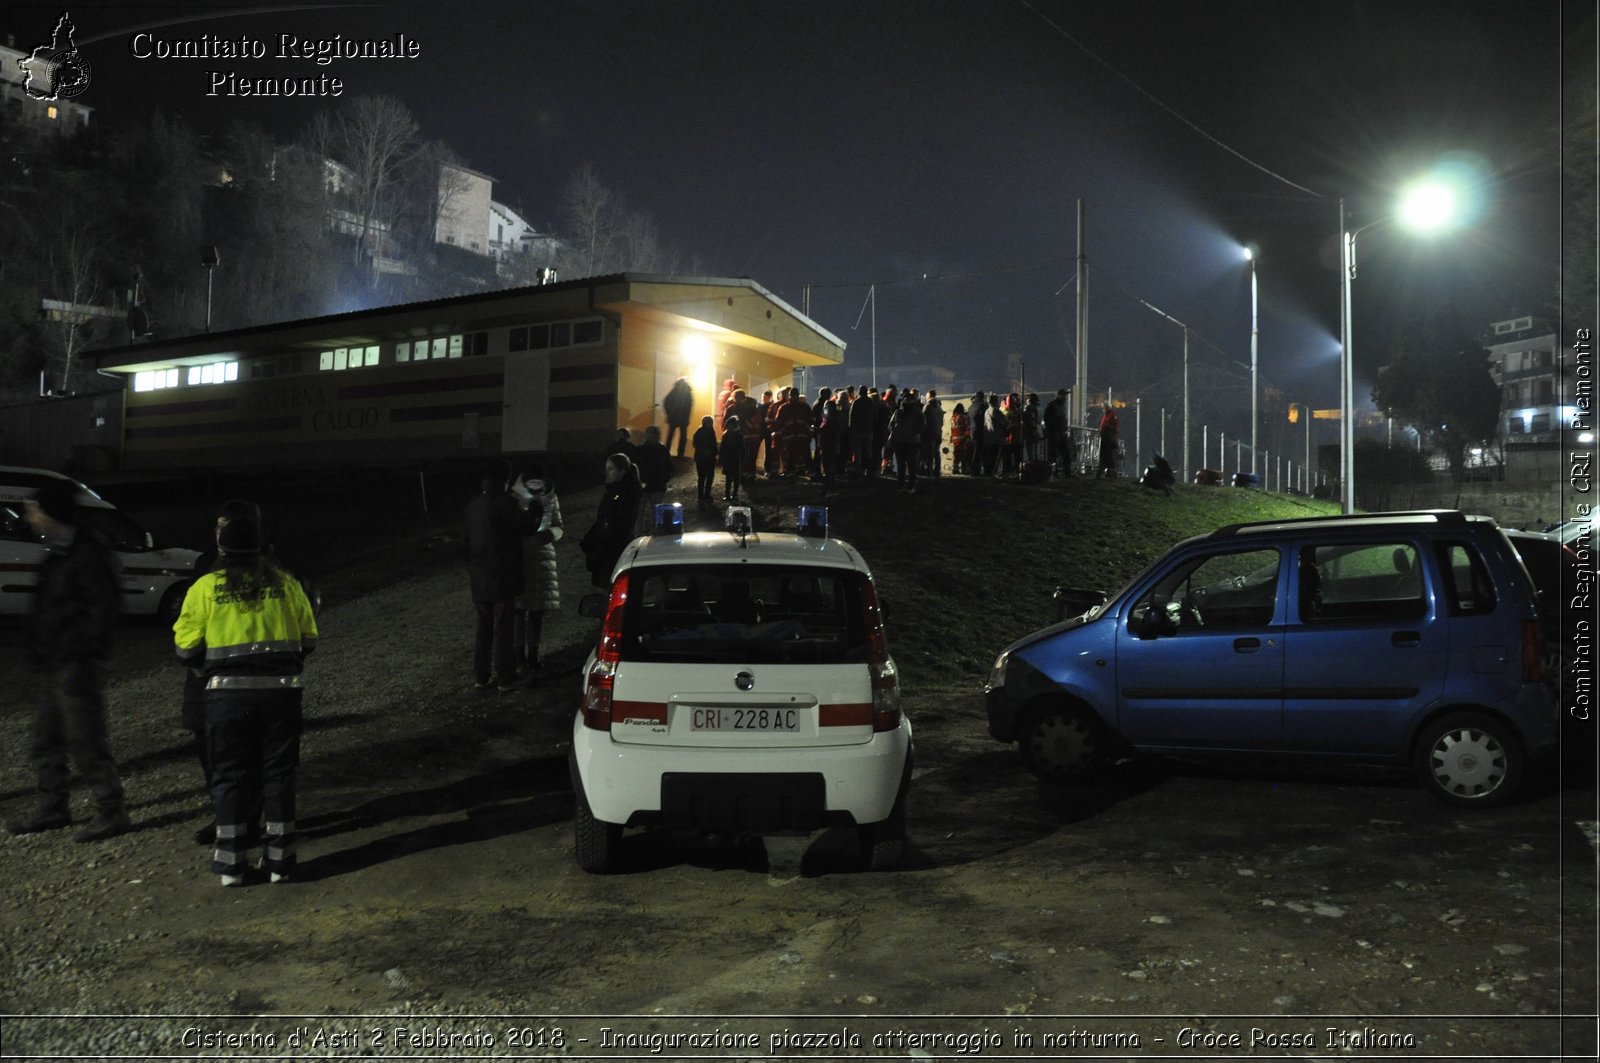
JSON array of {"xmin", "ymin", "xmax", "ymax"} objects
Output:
[{"xmin": 634, "ymin": 376, "xmax": 1126, "ymax": 493}]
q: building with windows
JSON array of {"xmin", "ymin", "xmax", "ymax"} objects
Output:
[
  {"xmin": 83, "ymin": 274, "xmax": 845, "ymax": 471},
  {"xmin": 1485, "ymin": 315, "xmax": 1567, "ymax": 481}
]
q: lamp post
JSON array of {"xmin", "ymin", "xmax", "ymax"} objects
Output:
[
  {"xmin": 1244, "ymin": 245, "xmax": 1259, "ymax": 474},
  {"xmin": 1338, "ymin": 174, "xmax": 1465, "ymax": 513}
]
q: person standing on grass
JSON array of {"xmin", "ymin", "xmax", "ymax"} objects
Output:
[
  {"xmin": 8, "ymin": 479, "xmax": 130, "ymax": 843},
  {"xmin": 174, "ymin": 512, "xmax": 318, "ymax": 886}
]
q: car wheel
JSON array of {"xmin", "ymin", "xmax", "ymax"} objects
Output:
[
  {"xmin": 1020, "ymin": 702, "xmax": 1103, "ymax": 783},
  {"xmin": 574, "ymin": 789, "xmax": 622, "ymax": 873},
  {"xmin": 1416, "ymin": 712, "xmax": 1524, "ymax": 808},
  {"xmin": 158, "ymin": 581, "xmax": 191, "ymax": 626},
  {"xmin": 858, "ymin": 794, "xmax": 907, "ymax": 872}
]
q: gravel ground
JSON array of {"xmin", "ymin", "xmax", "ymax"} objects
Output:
[{"xmin": 1, "ymin": 472, "xmax": 1594, "ymax": 1060}]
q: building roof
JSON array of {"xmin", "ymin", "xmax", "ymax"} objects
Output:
[{"xmin": 87, "ymin": 273, "xmax": 846, "ymax": 372}]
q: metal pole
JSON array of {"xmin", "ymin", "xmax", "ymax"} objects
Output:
[
  {"xmin": 1135, "ymin": 397, "xmax": 1142, "ymax": 474},
  {"xmin": 1182, "ymin": 327, "xmax": 1191, "ymax": 479},
  {"xmin": 1075, "ymin": 199, "xmax": 1088, "ymax": 431},
  {"xmin": 1339, "ymin": 198, "xmax": 1356, "ymax": 513},
  {"xmin": 1250, "ymin": 254, "xmax": 1259, "ymax": 473},
  {"xmin": 1160, "ymin": 407, "xmax": 1166, "ymax": 457}
]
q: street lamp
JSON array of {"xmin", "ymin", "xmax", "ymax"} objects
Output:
[
  {"xmin": 1338, "ymin": 174, "xmax": 1466, "ymax": 513},
  {"xmin": 1244, "ymin": 245, "xmax": 1259, "ymax": 474}
]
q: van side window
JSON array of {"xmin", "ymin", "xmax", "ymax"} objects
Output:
[
  {"xmin": 1298, "ymin": 542, "xmax": 1427, "ymax": 622},
  {"xmin": 1436, "ymin": 541, "xmax": 1497, "ymax": 615}
]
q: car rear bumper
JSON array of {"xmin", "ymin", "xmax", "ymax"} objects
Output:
[{"xmin": 570, "ymin": 719, "xmax": 912, "ymax": 830}]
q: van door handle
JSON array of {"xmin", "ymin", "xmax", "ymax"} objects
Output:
[
  {"xmin": 1233, "ymin": 637, "xmax": 1261, "ymax": 653},
  {"xmin": 1392, "ymin": 631, "xmax": 1421, "ymax": 648}
]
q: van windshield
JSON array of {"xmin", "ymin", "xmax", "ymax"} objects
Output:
[{"xmin": 620, "ymin": 564, "xmax": 870, "ymax": 664}]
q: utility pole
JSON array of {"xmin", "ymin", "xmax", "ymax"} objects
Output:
[{"xmin": 1075, "ymin": 199, "xmax": 1088, "ymax": 431}]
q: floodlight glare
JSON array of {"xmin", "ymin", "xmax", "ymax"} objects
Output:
[{"xmin": 1397, "ymin": 178, "xmax": 1459, "ymax": 234}]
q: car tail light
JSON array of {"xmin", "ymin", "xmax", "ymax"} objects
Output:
[
  {"xmin": 582, "ymin": 574, "xmax": 629, "ymax": 732},
  {"xmin": 861, "ymin": 577, "xmax": 900, "ymax": 732},
  {"xmin": 1522, "ymin": 619, "xmax": 1543, "ymax": 683}
]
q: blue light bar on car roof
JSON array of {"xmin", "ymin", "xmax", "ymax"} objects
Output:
[
  {"xmin": 652, "ymin": 502, "xmax": 684, "ymax": 538},
  {"xmin": 797, "ymin": 505, "xmax": 829, "ymax": 539}
]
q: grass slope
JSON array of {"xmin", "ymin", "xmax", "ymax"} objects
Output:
[{"xmin": 727, "ymin": 475, "xmax": 1339, "ymax": 690}]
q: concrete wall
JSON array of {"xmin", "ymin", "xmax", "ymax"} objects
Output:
[
  {"xmin": 1361, "ymin": 479, "xmax": 1563, "ymax": 530},
  {"xmin": 0, "ymin": 391, "xmax": 123, "ymax": 472}
]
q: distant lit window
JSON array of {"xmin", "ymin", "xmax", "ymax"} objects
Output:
[
  {"xmin": 132, "ymin": 368, "xmax": 181, "ymax": 392},
  {"xmin": 431, "ymin": 337, "xmax": 447, "ymax": 359},
  {"xmin": 186, "ymin": 361, "xmax": 238, "ymax": 386},
  {"xmin": 319, "ymin": 345, "xmax": 380, "ymax": 371},
  {"xmin": 46, "ymin": 105, "xmax": 58, "ymax": 121}
]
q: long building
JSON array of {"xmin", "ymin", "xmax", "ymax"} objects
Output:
[{"xmin": 84, "ymin": 273, "xmax": 845, "ymax": 471}]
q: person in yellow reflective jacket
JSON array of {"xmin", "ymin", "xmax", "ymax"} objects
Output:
[{"xmin": 174, "ymin": 512, "xmax": 318, "ymax": 887}]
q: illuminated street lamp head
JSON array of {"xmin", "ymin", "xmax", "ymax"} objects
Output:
[
  {"xmin": 1397, "ymin": 177, "xmax": 1460, "ymax": 234},
  {"xmin": 1243, "ymin": 243, "xmax": 1258, "ymax": 262}
]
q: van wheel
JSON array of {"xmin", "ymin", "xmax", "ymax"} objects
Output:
[
  {"xmin": 1020, "ymin": 703, "xmax": 1103, "ymax": 783},
  {"xmin": 574, "ymin": 790, "xmax": 622, "ymax": 873},
  {"xmin": 1416, "ymin": 712, "xmax": 1523, "ymax": 808}
]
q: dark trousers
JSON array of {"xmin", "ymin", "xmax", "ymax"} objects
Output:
[
  {"xmin": 474, "ymin": 600, "xmax": 518, "ymax": 685},
  {"xmin": 206, "ymin": 688, "xmax": 301, "ymax": 876},
  {"xmin": 665, "ymin": 420, "xmax": 688, "ymax": 456},
  {"xmin": 695, "ymin": 457, "xmax": 717, "ymax": 499},
  {"xmin": 723, "ymin": 467, "xmax": 743, "ymax": 500},
  {"xmin": 31, "ymin": 660, "xmax": 124, "ymax": 818},
  {"xmin": 895, "ymin": 442, "xmax": 920, "ymax": 486}
]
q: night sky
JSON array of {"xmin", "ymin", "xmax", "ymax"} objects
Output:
[{"xmin": 11, "ymin": 0, "xmax": 1572, "ymax": 446}]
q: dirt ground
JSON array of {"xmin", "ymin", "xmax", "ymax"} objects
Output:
[{"xmin": 1, "ymin": 472, "xmax": 1595, "ymax": 1060}]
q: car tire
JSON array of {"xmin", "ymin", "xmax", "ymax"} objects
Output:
[
  {"xmin": 574, "ymin": 788, "xmax": 623, "ymax": 873},
  {"xmin": 1415, "ymin": 712, "xmax": 1524, "ymax": 808},
  {"xmin": 158, "ymin": 581, "xmax": 191, "ymax": 627},
  {"xmin": 858, "ymin": 749, "xmax": 912, "ymax": 871},
  {"xmin": 1019, "ymin": 702, "xmax": 1104, "ymax": 783}
]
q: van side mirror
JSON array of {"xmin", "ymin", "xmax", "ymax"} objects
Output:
[
  {"xmin": 1134, "ymin": 610, "xmax": 1164, "ymax": 640},
  {"xmin": 578, "ymin": 593, "xmax": 607, "ymax": 619}
]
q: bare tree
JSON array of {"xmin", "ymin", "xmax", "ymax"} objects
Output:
[
  {"xmin": 35, "ymin": 189, "xmax": 109, "ymax": 393},
  {"xmin": 555, "ymin": 164, "xmax": 684, "ymax": 276},
  {"xmin": 313, "ymin": 95, "xmax": 425, "ymax": 284}
]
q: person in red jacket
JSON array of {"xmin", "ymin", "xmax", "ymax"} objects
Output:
[{"xmin": 1097, "ymin": 404, "xmax": 1121, "ymax": 478}]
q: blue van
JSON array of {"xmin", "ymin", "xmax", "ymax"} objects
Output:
[{"xmin": 985, "ymin": 511, "xmax": 1557, "ymax": 806}]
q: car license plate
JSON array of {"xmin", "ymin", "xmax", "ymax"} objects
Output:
[{"xmin": 688, "ymin": 707, "xmax": 800, "ymax": 732}]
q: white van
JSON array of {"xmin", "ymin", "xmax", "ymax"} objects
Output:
[{"xmin": 0, "ymin": 466, "xmax": 202, "ymax": 623}]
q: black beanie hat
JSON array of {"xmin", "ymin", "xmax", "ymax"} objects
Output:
[{"xmin": 217, "ymin": 516, "xmax": 262, "ymax": 555}]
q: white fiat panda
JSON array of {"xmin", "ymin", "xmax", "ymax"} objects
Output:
[{"xmin": 569, "ymin": 506, "xmax": 912, "ymax": 873}]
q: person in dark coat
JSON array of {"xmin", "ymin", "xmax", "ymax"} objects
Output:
[
  {"xmin": 464, "ymin": 458, "xmax": 538, "ymax": 691},
  {"xmin": 581, "ymin": 453, "xmax": 643, "ymax": 588},
  {"xmin": 605, "ymin": 427, "xmax": 639, "ymax": 467},
  {"xmin": 8, "ymin": 479, "xmax": 130, "ymax": 842},
  {"xmin": 634, "ymin": 424, "xmax": 674, "ymax": 534},
  {"xmin": 662, "ymin": 377, "xmax": 694, "ymax": 457},
  {"xmin": 719, "ymin": 414, "xmax": 747, "ymax": 501},
  {"xmin": 691, "ymin": 415, "xmax": 719, "ymax": 505}
]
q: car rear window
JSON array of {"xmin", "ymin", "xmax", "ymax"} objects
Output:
[{"xmin": 619, "ymin": 564, "xmax": 871, "ymax": 664}]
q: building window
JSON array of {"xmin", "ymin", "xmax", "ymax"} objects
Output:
[
  {"xmin": 572, "ymin": 319, "xmax": 603, "ymax": 345},
  {"xmin": 186, "ymin": 361, "xmax": 239, "ymax": 386},
  {"xmin": 319, "ymin": 344, "xmax": 379, "ymax": 371},
  {"xmin": 510, "ymin": 327, "xmax": 528, "ymax": 352},
  {"xmin": 132, "ymin": 368, "xmax": 181, "ymax": 392}
]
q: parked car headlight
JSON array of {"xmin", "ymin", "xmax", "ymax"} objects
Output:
[{"xmin": 986, "ymin": 651, "xmax": 1009, "ymax": 692}]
